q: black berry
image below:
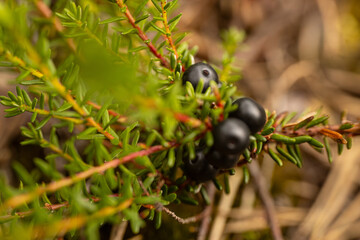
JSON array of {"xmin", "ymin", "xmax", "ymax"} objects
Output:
[
  {"xmin": 207, "ymin": 149, "xmax": 240, "ymax": 169},
  {"xmin": 229, "ymin": 97, "xmax": 266, "ymax": 134},
  {"xmin": 183, "ymin": 151, "xmax": 218, "ymax": 182},
  {"xmin": 182, "ymin": 62, "xmax": 219, "ymax": 92},
  {"xmin": 212, "ymin": 118, "xmax": 250, "ymax": 155}
]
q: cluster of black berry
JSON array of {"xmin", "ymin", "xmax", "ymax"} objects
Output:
[{"xmin": 181, "ymin": 63, "xmax": 266, "ymax": 182}]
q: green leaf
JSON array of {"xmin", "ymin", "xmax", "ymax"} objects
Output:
[
  {"xmin": 324, "ymin": 137, "xmax": 332, "ymax": 163},
  {"xmin": 164, "ymin": 193, "xmax": 177, "ymax": 202},
  {"xmin": 135, "ymin": 156, "xmax": 155, "ymax": 173},
  {"xmin": 254, "ymin": 133, "xmax": 267, "ymax": 142},
  {"xmin": 135, "ymin": 14, "xmax": 150, "ymax": 24},
  {"xmin": 174, "ymin": 33, "xmax": 187, "ymax": 45},
  {"xmin": 287, "ymin": 144, "xmax": 302, "ymax": 168},
  {"xmin": 8, "ymin": 91, "xmax": 18, "ymax": 103},
  {"xmin": 35, "ymin": 116, "xmax": 51, "ymax": 130},
  {"xmin": 56, "ymin": 102, "xmax": 73, "ymax": 112},
  {"xmin": 99, "ymin": 16, "xmax": 126, "ymax": 24},
  {"xmin": 39, "ymin": 93, "xmax": 45, "ymax": 109},
  {"xmin": 276, "ymin": 146, "xmax": 297, "ymax": 165},
  {"xmin": 135, "ymin": 196, "xmax": 166, "ymax": 205},
  {"xmin": 294, "ymin": 135, "xmax": 312, "ymax": 144},
  {"xmin": 170, "ymin": 52, "xmax": 177, "ymax": 70},
  {"xmin": 31, "ymin": 98, "xmax": 38, "ymax": 110},
  {"xmin": 339, "ymin": 123, "xmax": 354, "ymax": 130},
  {"xmin": 268, "ymin": 148, "xmax": 283, "ymax": 166},
  {"xmin": 129, "ymin": 46, "xmax": 148, "ymax": 53},
  {"xmin": 123, "ymin": 206, "xmax": 145, "ymax": 234},
  {"xmin": 167, "ymin": 148, "xmax": 175, "ymax": 167},
  {"xmin": 308, "ymin": 138, "xmax": 324, "ymax": 148},
  {"xmin": 77, "ymin": 134, "xmax": 106, "ymax": 140},
  {"xmin": 346, "ymin": 136, "xmax": 352, "ymax": 149},
  {"xmin": 243, "ymin": 148, "xmax": 251, "ymax": 162},
  {"xmin": 243, "ymin": 167, "xmax": 250, "ymax": 184},
  {"xmin": 150, "ymin": 22, "xmax": 166, "ymax": 35},
  {"xmin": 178, "ymin": 193, "xmax": 198, "ymax": 206},
  {"xmin": 134, "ymin": 0, "xmax": 149, "ymax": 16},
  {"xmin": 12, "ymin": 162, "xmax": 35, "ymax": 186},
  {"xmin": 121, "ymin": 28, "xmax": 138, "ymax": 35},
  {"xmin": 212, "ymin": 178, "xmax": 223, "ymax": 191},
  {"xmin": 5, "ymin": 110, "xmax": 22, "ymax": 118},
  {"xmin": 200, "ymin": 187, "xmax": 210, "ymax": 205},
  {"xmin": 306, "ymin": 115, "xmax": 329, "ymax": 128},
  {"xmin": 281, "ymin": 112, "xmax": 297, "ymax": 126},
  {"xmin": 262, "ymin": 117, "xmax": 275, "ymax": 130},
  {"xmin": 270, "ymin": 134, "xmax": 296, "ymax": 144},
  {"xmin": 21, "ymin": 90, "xmax": 32, "ymax": 106},
  {"xmin": 31, "ymin": 112, "xmax": 38, "ymax": 123},
  {"xmin": 294, "ymin": 116, "xmax": 314, "ymax": 131},
  {"xmin": 16, "ymin": 70, "xmax": 31, "ymax": 82},
  {"xmin": 338, "ymin": 142, "xmax": 344, "ymax": 155},
  {"xmin": 19, "ymin": 79, "xmax": 45, "ymax": 85},
  {"xmin": 151, "ymin": 0, "xmax": 162, "ymax": 13},
  {"xmin": 50, "ymin": 127, "xmax": 60, "ymax": 147},
  {"xmin": 168, "ymin": 13, "xmax": 182, "ymax": 25},
  {"xmin": 154, "ymin": 210, "xmax": 162, "ymax": 230}
]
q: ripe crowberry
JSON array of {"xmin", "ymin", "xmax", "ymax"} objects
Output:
[
  {"xmin": 182, "ymin": 62, "xmax": 219, "ymax": 92},
  {"xmin": 183, "ymin": 151, "xmax": 218, "ymax": 182},
  {"xmin": 229, "ymin": 97, "xmax": 266, "ymax": 134},
  {"xmin": 207, "ymin": 149, "xmax": 240, "ymax": 169},
  {"xmin": 212, "ymin": 118, "xmax": 250, "ymax": 155}
]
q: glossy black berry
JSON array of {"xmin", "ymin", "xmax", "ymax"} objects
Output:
[
  {"xmin": 212, "ymin": 118, "xmax": 250, "ymax": 155},
  {"xmin": 207, "ymin": 149, "xmax": 240, "ymax": 169},
  {"xmin": 182, "ymin": 62, "xmax": 219, "ymax": 92},
  {"xmin": 183, "ymin": 151, "xmax": 218, "ymax": 182},
  {"xmin": 229, "ymin": 97, "xmax": 266, "ymax": 134}
]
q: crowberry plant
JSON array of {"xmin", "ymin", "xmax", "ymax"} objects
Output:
[{"xmin": 0, "ymin": 0, "xmax": 359, "ymax": 239}]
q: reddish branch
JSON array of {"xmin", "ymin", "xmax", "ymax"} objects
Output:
[
  {"xmin": 116, "ymin": 0, "xmax": 170, "ymax": 69},
  {"xmin": 2, "ymin": 142, "xmax": 178, "ymax": 210},
  {"xmin": 281, "ymin": 123, "xmax": 360, "ymax": 139},
  {"xmin": 87, "ymin": 101, "xmax": 127, "ymax": 123}
]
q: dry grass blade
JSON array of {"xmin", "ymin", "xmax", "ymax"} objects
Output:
[
  {"xmin": 293, "ymin": 139, "xmax": 360, "ymax": 240},
  {"xmin": 208, "ymin": 170, "xmax": 243, "ymax": 240},
  {"xmin": 224, "ymin": 207, "xmax": 307, "ymax": 234}
]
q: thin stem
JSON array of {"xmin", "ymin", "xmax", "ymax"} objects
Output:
[
  {"xmin": 39, "ymin": 139, "xmax": 75, "ymax": 163},
  {"xmin": 86, "ymin": 101, "xmax": 127, "ymax": 123},
  {"xmin": 0, "ymin": 194, "xmax": 120, "ymax": 223},
  {"xmin": 86, "ymin": 117, "xmax": 124, "ymax": 148},
  {"xmin": 139, "ymin": 178, "xmax": 206, "ymax": 224},
  {"xmin": 22, "ymin": 105, "xmax": 83, "ymax": 124},
  {"xmin": 197, "ymin": 184, "xmax": 216, "ymax": 240},
  {"xmin": 32, "ymin": 199, "xmax": 133, "ymax": 238},
  {"xmin": 160, "ymin": 0, "xmax": 178, "ymax": 57},
  {"xmin": 162, "ymin": 206, "xmax": 207, "ymax": 224},
  {"xmin": 4, "ymin": 51, "xmax": 44, "ymax": 79},
  {"xmin": 248, "ymin": 161, "xmax": 284, "ymax": 240},
  {"xmin": 115, "ymin": 0, "xmax": 170, "ymax": 69}
]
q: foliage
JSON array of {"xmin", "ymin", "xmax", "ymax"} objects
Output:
[{"xmin": 0, "ymin": 0, "xmax": 359, "ymax": 239}]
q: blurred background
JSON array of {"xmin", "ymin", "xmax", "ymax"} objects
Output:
[
  {"xmin": 176, "ymin": 0, "xmax": 360, "ymax": 239},
  {"xmin": 1, "ymin": 0, "xmax": 360, "ymax": 239}
]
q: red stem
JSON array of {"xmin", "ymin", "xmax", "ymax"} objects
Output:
[{"xmin": 116, "ymin": 0, "xmax": 170, "ymax": 69}]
